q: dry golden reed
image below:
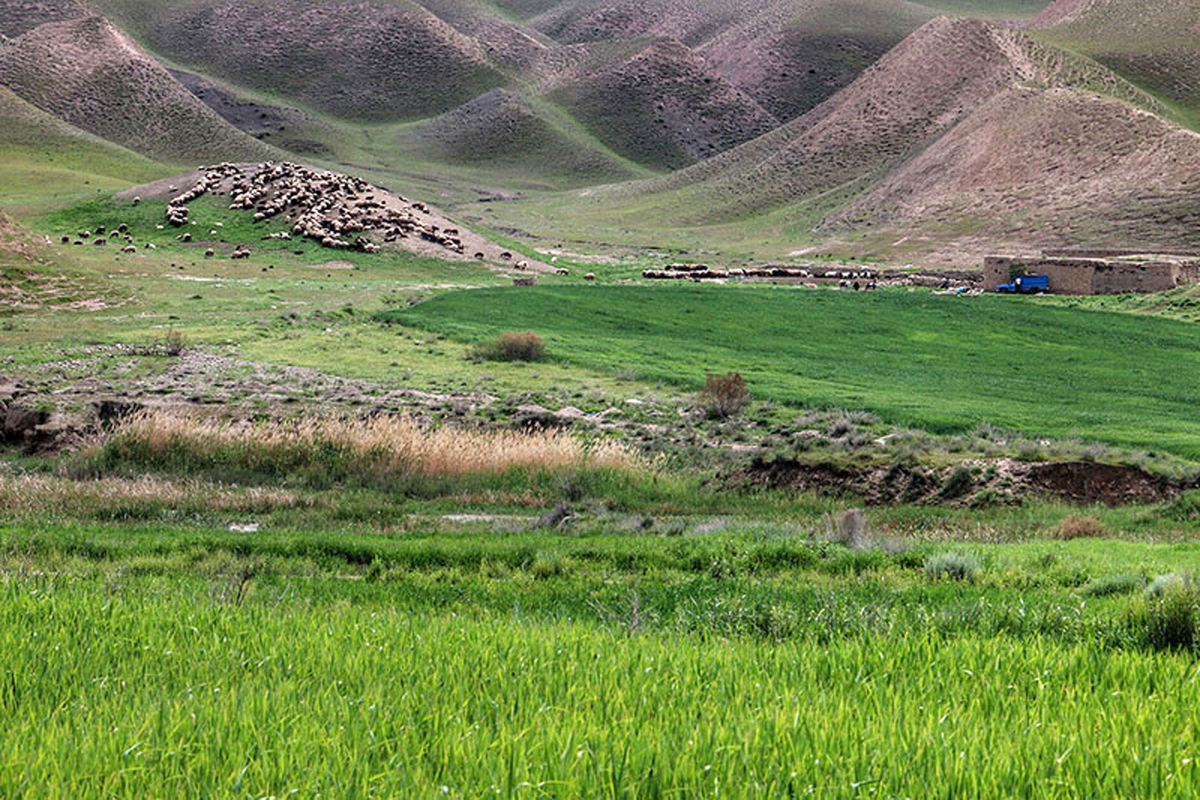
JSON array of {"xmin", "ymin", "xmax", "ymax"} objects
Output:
[
  {"xmin": 106, "ymin": 411, "xmax": 640, "ymax": 478},
  {"xmin": 0, "ymin": 474, "xmax": 305, "ymax": 515}
]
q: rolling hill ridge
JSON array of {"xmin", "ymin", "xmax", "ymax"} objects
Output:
[
  {"xmin": 0, "ymin": 15, "xmax": 274, "ymax": 163},
  {"xmin": 530, "ymin": 15, "xmax": 1200, "ymax": 261}
]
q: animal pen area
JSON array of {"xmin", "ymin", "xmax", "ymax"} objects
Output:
[{"xmin": 985, "ymin": 251, "xmax": 1200, "ymax": 295}]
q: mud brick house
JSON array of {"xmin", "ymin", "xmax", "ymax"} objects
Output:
[{"xmin": 984, "ymin": 251, "xmax": 1200, "ymax": 295}]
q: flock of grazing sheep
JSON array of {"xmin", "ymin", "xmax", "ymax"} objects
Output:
[
  {"xmin": 59, "ymin": 222, "xmax": 147, "ymax": 255},
  {"xmin": 164, "ymin": 161, "xmax": 469, "ymax": 256}
]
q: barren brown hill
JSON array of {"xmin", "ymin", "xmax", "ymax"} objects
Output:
[
  {"xmin": 1030, "ymin": 0, "xmax": 1093, "ymax": 25},
  {"xmin": 411, "ymin": 0, "xmax": 555, "ymax": 72},
  {"xmin": 696, "ymin": 0, "xmax": 937, "ymax": 121},
  {"xmin": 528, "ymin": 0, "xmax": 939, "ymax": 120},
  {"xmin": 545, "ymin": 37, "xmax": 779, "ymax": 168},
  {"xmin": 1033, "ymin": 0, "xmax": 1200, "ymax": 127},
  {"xmin": 576, "ymin": 16, "xmax": 1197, "ymax": 260},
  {"xmin": 0, "ymin": 16, "xmax": 275, "ymax": 163},
  {"xmin": 623, "ymin": 18, "xmax": 1081, "ymax": 220},
  {"xmin": 823, "ymin": 86, "xmax": 1200, "ymax": 260},
  {"xmin": 119, "ymin": 0, "xmax": 507, "ymax": 121},
  {"xmin": 0, "ymin": 0, "xmax": 85, "ymax": 37}
]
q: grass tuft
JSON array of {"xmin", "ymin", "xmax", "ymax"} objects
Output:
[{"xmin": 924, "ymin": 551, "xmax": 979, "ymax": 582}]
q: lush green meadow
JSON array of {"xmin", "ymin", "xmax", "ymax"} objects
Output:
[
  {"xmin": 5, "ymin": 520, "xmax": 1200, "ymax": 796},
  {"xmin": 394, "ymin": 285, "xmax": 1200, "ymax": 459}
]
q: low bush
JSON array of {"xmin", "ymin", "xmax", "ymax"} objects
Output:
[
  {"xmin": 1080, "ymin": 573, "xmax": 1144, "ymax": 598},
  {"xmin": 924, "ymin": 551, "xmax": 979, "ymax": 582},
  {"xmin": 939, "ymin": 466, "xmax": 973, "ymax": 500},
  {"xmin": 469, "ymin": 331, "xmax": 546, "ymax": 362},
  {"xmin": 159, "ymin": 329, "xmax": 187, "ymax": 356},
  {"xmin": 1053, "ymin": 515, "xmax": 1109, "ymax": 540},
  {"xmin": 1125, "ymin": 575, "xmax": 1200, "ymax": 652},
  {"xmin": 1165, "ymin": 490, "xmax": 1200, "ymax": 522},
  {"xmin": 698, "ymin": 372, "xmax": 750, "ymax": 419}
]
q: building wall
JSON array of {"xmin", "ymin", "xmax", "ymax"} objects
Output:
[
  {"xmin": 984, "ymin": 255, "xmax": 1198, "ymax": 295},
  {"xmin": 1091, "ymin": 261, "xmax": 1179, "ymax": 294}
]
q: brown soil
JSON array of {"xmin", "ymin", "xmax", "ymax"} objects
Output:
[
  {"xmin": 0, "ymin": 0, "xmax": 84, "ymax": 37},
  {"xmin": 1030, "ymin": 0, "xmax": 1095, "ymax": 27},
  {"xmin": 546, "ymin": 37, "xmax": 778, "ymax": 168},
  {"xmin": 733, "ymin": 456, "xmax": 1188, "ymax": 507},
  {"xmin": 167, "ymin": 68, "xmax": 332, "ymax": 153},
  {"xmin": 533, "ymin": 0, "xmax": 935, "ymax": 121}
]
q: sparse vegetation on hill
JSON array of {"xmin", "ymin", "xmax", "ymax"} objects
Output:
[
  {"xmin": 106, "ymin": 0, "xmax": 506, "ymax": 121},
  {"xmin": 508, "ymin": 15, "xmax": 1200, "ymax": 261},
  {"xmin": 546, "ymin": 37, "xmax": 778, "ymax": 168},
  {"xmin": 403, "ymin": 88, "xmax": 648, "ymax": 184},
  {"xmin": 1033, "ymin": 0, "xmax": 1200, "ymax": 129},
  {"xmin": 0, "ymin": 0, "xmax": 86, "ymax": 37},
  {"xmin": 0, "ymin": 15, "xmax": 273, "ymax": 163}
]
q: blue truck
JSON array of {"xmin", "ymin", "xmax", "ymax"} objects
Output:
[{"xmin": 996, "ymin": 274, "xmax": 1050, "ymax": 294}]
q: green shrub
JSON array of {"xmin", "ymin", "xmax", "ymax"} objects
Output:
[
  {"xmin": 1147, "ymin": 573, "xmax": 1184, "ymax": 598},
  {"xmin": 924, "ymin": 551, "xmax": 979, "ymax": 582},
  {"xmin": 469, "ymin": 331, "xmax": 546, "ymax": 362},
  {"xmin": 529, "ymin": 551, "xmax": 574, "ymax": 580},
  {"xmin": 1165, "ymin": 490, "xmax": 1200, "ymax": 522},
  {"xmin": 1080, "ymin": 573, "xmax": 1144, "ymax": 598},
  {"xmin": 939, "ymin": 466, "xmax": 973, "ymax": 500},
  {"xmin": 1125, "ymin": 575, "xmax": 1200, "ymax": 652},
  {"xmin": 698, "ymin": 372, "xmax": 750, "ymax": 419}
]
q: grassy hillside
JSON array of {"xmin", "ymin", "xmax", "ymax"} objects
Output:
[
  {"xmin": 399, "ymin": 88, "xmax": 653, "ymax": 185},
  {"xmin": 0, "ymin": 87, "xmax": 165, "ymax": 214},
  {"xmin": 1033, "ymin": 0, "xmax": 1200, "ymax": 129},
  {"xmin": 394, "ymin": 285, "xmax": 1200, "ymax": 458}
]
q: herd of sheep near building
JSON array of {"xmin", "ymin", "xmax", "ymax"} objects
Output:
[
  {"xmin": 165, "ymin": 161, "xmax": 467, "ymax": 255},
  {"xmin": 644, "ymin": 264, "xmax": 879, "ymax": 288}
]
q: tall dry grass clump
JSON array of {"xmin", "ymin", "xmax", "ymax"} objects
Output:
[
  {"xmin": 0, "ymin": 475, "xmax": 305, "ymax": 517},
  {"xmin": 92, "ymin": 411, "xmax": 640, "ymax": 485}
]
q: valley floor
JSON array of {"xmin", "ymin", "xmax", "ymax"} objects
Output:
[{"xmin": 4, "ymin": 156, "xmax": 1200, "ymax": 797}]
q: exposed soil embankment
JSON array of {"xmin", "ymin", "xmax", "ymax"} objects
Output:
[{"xmin": 734, "ymin": 457, "xmax": 1190, "ymax": 507}]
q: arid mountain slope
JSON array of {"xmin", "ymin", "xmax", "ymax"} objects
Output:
[
  {"xmin": 545, "ymin": 38, "xmax": 779, "ymax": 168},
  {"xmin": 0, "ymin": 16, "xmax": 274, "ymax": 163},
  {"xmin": 581, "ymin": 16, "xmax": 1198, "ymax": 259},
  {"xmin": 126, "ymin": 0, "xmax": 507, "ymax": 121},
  {"xmin": 526, "ymin": 0, "xmax": 940, "ymax": 120},
  {"xmin": 0, "ymin": 0, "xmax": 85, "ymax": 37},
  {"xmin": 825, "ymin": 86, "xmax": 1200, "ymax": 256}
]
